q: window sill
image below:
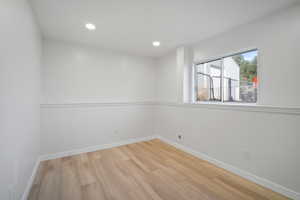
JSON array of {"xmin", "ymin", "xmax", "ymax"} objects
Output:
[
  {"xmin": 192, "ymin": 101, "xmax": 257, "ymax": 107},
  {"xmin": 157, "ymin": 101, "xmax": 300, "ymax": 115}
]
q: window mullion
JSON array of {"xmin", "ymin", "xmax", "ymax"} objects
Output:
[
  {"xmin": 221, "ymin": 58, "xmax": 224, "ymax": 102},
  {"xmin": 193, "ymin": 64, "xmax": 197, "ymax": 103}
]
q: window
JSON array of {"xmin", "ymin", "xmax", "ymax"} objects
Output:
[{"xmin": 194, "ymin": 50, "xmax": 258, "ymax": 103}]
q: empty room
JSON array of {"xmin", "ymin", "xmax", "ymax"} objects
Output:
[{"xmin": 1, "ymin": 0, "xmax": 300, "ymax": 199}]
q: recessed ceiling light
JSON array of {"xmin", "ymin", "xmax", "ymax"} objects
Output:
[
  {"xmin": 85, "ymin": 23, "xmax": 96, "ymax": 31},
  {"xmin": 152, "ymin": 41, "xmax": 160, "ymax": 47}
]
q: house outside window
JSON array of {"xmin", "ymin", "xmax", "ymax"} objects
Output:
[{"xmin": 194, "ymin": 49, "xmax": 258, "ymax": 103}]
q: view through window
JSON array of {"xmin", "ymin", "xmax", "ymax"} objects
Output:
[{"xmin": 195, "ymin": 50, "xmax": 258, "ymax": 103}]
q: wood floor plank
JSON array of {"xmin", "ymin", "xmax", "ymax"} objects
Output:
[
  {"xmin": 120, "ymin": 159, "xmax": 164, "ymax": 200},
  {"xmin": 28, "ymin": 139, "xmax": 291, "ymax": 200},
  {"xmin": 61, "ymin": 158, "xmax": 83, "ymax": 200},
  {"xmin": 36, "ymin": 159, "xmax": 62, "ymax": 200}
]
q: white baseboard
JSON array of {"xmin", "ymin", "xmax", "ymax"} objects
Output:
[
  {"xmin": 157, "ymin": 136, "xmax": 300, "ymax": 200},
  {"xmin": 39, "ymin": 135, "xmax": 157, "ymax": 161},
  {"xmin": 21, "ymin": 159, "xmax": 41, "ymax": 200}
]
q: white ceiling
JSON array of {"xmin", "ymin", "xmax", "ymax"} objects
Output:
[{"xmin": 30, "ymin": 0, "xmax": 297, "ymax": 57}]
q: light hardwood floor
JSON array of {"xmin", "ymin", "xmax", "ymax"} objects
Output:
[{"xmin": 28, "ymin": 139, "xmax": 290, "ymax": 200}]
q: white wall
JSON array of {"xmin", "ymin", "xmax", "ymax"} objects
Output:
[
  {"xmin": 41, "ymin": 40, "xmax": 156, "ymax": 155},
  {"xmin": 155, "ymin": 4, "xmax": 300, "ymax": 195},
  {"xmin": 0, "ymin": 0, "xmax": 41, "ymax": 199},
  {"xmin": 42, "ymin": 39, "xmax": 156, "ymax": 104},
  {"xmin": 41, "ymin": 104, "xmax": 154, "ymax": 155},
  {"xmin": 155, "ymin": 48, "xmax": 193, "ymax": 103},
  {"xmin": 155, "ymin": 51, "xmax": 178, "ymax": 102}
]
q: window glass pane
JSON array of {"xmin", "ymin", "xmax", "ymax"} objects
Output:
[
  {"xmin": 196, "ymin": 59, "xmax": 222, "ymax": 102},
  {"xmin": 223, "ymin": 50, "xmax": 258, "ymax": 103}
]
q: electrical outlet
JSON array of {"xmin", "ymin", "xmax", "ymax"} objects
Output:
[{"xmin": 177, "ymin": 134, "xmax": 183, "ymax": 141}]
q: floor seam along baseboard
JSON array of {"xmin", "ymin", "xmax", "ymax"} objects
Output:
[{"xmin": 22, "ymin": 135, "xmax": 300, "ymax": 200}]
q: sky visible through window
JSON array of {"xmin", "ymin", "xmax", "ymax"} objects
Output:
[{"xmin": 242, "ymin": 50, "xmax": 257, "ymax": 61}]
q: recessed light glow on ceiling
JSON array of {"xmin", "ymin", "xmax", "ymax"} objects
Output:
[
  {"xmin": 85, "ymin": 23, "xmax": 96, "ymax": 31},
  {"xmin": 152, "ymin": 41, "xmax": 160, "ymax": 47}
]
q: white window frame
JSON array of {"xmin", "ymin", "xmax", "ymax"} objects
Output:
[{"xmin": 192, "ymin": 49, "xmax": 259, "ymax": 105}]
